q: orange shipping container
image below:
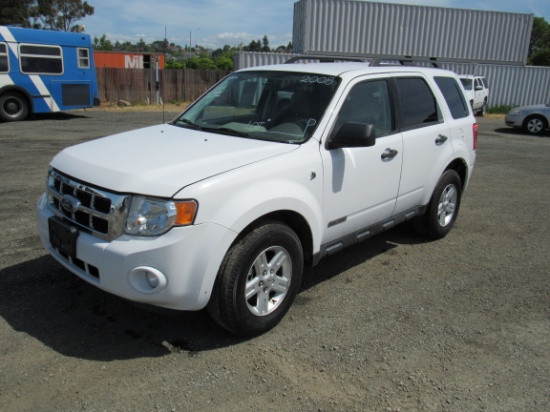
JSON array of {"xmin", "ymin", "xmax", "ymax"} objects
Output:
[{"xmin": 94, "ymin": 51, "xmax": 165, "ymax": 69}]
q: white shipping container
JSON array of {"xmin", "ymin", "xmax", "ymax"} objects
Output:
[{"xmin": 293, "ymin": 0, "xmax": 533, "ymax": 65}]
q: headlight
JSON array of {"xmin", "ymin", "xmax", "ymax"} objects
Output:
[{"xmin": 125, "ymin": 196, "xmax": 197, "ymax": 236}]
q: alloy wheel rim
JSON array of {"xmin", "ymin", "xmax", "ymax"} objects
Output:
[
  {"xmin": 437, "ymin": 184, "xmax": 458, "ymax": 227},
  {"xmin": 245, "ymin": 246, "xmax": 292, "ymax": 316}
]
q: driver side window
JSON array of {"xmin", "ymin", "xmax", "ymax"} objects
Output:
[{"xmin": 336, "ymin": 79, "xmax": 394, "ymax": 138}]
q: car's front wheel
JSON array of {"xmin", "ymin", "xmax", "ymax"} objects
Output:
[
  {"xmin": 523, "ymin": 115, "xmax": 547, "ymax": 135},
  {"xmin": 208, "ymin": 221, "xmax": 304, "ymax": 336}
]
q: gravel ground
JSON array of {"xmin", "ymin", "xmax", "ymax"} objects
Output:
[{"xmin": 0, "ymin": 110, "xmax": 548, "ymax": 412}]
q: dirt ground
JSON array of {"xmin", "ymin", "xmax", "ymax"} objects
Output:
[{"xmin": 0, "ymin": 110, "xmax": 548, "ymax": 412}]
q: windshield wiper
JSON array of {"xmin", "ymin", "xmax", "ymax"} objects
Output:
[
  {"xmin": 200, "ymin": 126, "xmax": 250, "ymax": 138},
  {"xmin": 217, "ymin": 127, "xmax": 250, "ymax": 137},
  {"xmin": 173, "ymin": 118, "xmax": 202, "ymax": 130}
]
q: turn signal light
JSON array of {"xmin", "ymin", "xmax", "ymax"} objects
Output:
[{"xmin": 175, "ymin": 201, "xmax": 198, "ymax": 225}]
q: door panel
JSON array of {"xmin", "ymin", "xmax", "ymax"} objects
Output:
[{"xmin": 321, "ymin": 78, "xmax": 402, "ymax": 243}]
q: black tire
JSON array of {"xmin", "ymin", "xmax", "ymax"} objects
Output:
[
  {"xmin": 478, "ymin": 101, "xmax": 487, "ymax": 117},
  {"xmin": 208, "ymin": 222, "xmax": 304, "ymax": 336},
  {"xmin": 0, "ymin": 92, "xmax": 29, "ymax": 122},
  {"xmin": 523, "ymin": 115, "xmax": 547, "ymax": 135},
  {"xmin": 414, "ymin": 170, "xmax": 462, "ymax": 240}
]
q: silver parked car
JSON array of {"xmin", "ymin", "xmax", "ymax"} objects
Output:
[{"xmin": 505, "ymin": 103, "xmax": 550, "ymax": 135}]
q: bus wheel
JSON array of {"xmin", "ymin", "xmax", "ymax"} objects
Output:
[{"xmin": 0, "ymin": 92, "xmax": 29, "ymax": 122}]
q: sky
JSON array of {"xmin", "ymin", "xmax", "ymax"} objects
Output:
[{"xmin": 80, "ymin": 0, "xmax": 550, "ymax": 50}]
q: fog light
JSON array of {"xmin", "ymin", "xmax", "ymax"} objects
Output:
[
  {"xmin": 146, "ymin": 271, "xmax": 159, "ymax": 288},
  {"xmin": 128, "ymin": 266, "xmax": 167, "ymax": 294}
]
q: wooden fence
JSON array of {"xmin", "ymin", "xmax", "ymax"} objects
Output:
[{"xmin": 95, "ymin": 68, "xmax": 230, "ymax": 105}]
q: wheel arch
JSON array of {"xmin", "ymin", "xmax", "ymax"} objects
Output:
[
  {"xmin": 230, "ymin": 210, "xmax": 315, "ymax": 268},
  {"xmin": 444, "ymin": 158, "xmax": 468, "ymax": 193}
]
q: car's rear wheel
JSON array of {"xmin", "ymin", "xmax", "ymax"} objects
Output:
[
  {"xmin": 208, "ymin": 221, "xmax": 303, "ymax": 336},
  {"xmin": 414, "ymin": 170, "xmax": 462, "ymax": 239},
  {"xmin": 479, "ymin": 101, "xmax": 487, "ymax": 117},
  {"xmin": 523, "ymin": 116, "xmax": 547, "ymax": 135}
]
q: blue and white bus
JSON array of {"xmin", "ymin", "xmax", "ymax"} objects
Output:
[{"xmin": 0, "ymin": 26, "xmax": 99, "ymax": 122}]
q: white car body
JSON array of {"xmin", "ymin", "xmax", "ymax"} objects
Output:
[
  {"xmin": 37, "ymin": 62, "xmax": 477, "ymax": 335},
  {"xmin": 459, "ymin": 75, "xmax": 489, "ymax": 116}
]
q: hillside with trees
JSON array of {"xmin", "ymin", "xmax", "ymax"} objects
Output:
[{"xmin": 92, "ymin": 35, "xmax": 293, "ymax": 71}]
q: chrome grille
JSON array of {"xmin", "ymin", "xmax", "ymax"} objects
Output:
[{"xmin": 47, "ymin": 168, "xmax": 129, "ymax": 241}]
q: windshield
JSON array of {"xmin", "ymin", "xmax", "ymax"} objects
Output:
[
  {"xmin": 460, "ymin": 78, "xmax": 473, "ymax": 90},
  {"xmin": 172, "ymin": 70, "xmax": 341, "ymax": 143}
]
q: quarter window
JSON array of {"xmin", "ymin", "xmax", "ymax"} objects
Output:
[
  {"xmin": 20, "ymin": 44, "xmax": 63, "ymax": 74},
  {"xmin": 434, "ymin": 76, "xmax": 469, "ymax": 119},
  {"xmin": 77, "ymin": 48, "xmax": 90, "ymax": 68},
  {"xmin": 395, "ymin": 77, "xmax": 441, "ymax": 130},
  {"xmin": 0, "ymin": 43, "xmax": 8, "ymax": 73}
]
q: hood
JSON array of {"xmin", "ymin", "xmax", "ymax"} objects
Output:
[{"xmin": 51, "ymin": 124, "xmax": 298, "ymax": 197}]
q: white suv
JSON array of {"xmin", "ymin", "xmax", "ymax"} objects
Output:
[
  {"xmin": 460, "ymin": 75, "xmax": 489, "ymax": 116},
  {"xmin": 37, "ymin": 60, "xmax": 478, "ymax": 336}
]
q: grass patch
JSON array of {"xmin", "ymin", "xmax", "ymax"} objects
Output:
[{"xmin": 488, "ymin": 105, "xmax": 514, "ymax": 114}]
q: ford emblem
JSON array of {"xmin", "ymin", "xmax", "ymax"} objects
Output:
[{"xmin": 61, "ymin": 195, "xmax": 80, "ymax": 213}]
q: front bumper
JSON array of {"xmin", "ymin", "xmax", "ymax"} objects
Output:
[
  {"xmin": 505, "ymin": 113, "xmax": 522, "ymax": 128},
  {"xmin": 37, "ymin": 193, "xmax": 236, "ymax": 311}
]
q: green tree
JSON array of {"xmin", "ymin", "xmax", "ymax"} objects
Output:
[
  {"xmin": 166, "ymin": 60, "xmax": 184, "ymax": 70},
  {"xmin": 0, "ymin": 0, "xmax": 34, "ymax": 26},
  {"xmin": 186, "ymin": 57, "xmax": 217, "ymax": 70},
  {"xmin": 261, "ymin": 34, "xmax": 270, "ymax": 52},
  {"xmin": 93, "ymin": 34, "xmax": 113, "ymax": 51},
  {"xmin": 529, "ymin": 48, "xmax": 550, "ymax": 66},
  {"xmin": 32, "ymin": 0, "xmax": 94, "ymax": 31},
  {"xmin": 215, "ymin": 56, "xmax": 233, "ymax": 70},
  {"xmin": 528, "ymin": 17, "xmax": 550, "ymax": 66}
]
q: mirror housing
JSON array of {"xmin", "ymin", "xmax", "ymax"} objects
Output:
[{"xmin": 327, "ymin": 122, "xmax": 376, "ymax": 149}]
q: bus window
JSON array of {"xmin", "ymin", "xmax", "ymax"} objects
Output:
[
  {"xmin": 0, "ymin": 43, "xmax": 8, "ymax": 72},
  {"xmin": 78, "ymin": 48, "xmax": 90, "ymax": 69},
  {"xmin": 20, "ymin": 44, "xmax": 63, "ymax": 75}
]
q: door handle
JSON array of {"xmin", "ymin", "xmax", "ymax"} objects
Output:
[
  {"xmin": 435, "ymin": 135, "xmax": 448, "ymax": 145},
  {"xmin": 381, "ymin": 148, "xmax": 398, "ymax": 161}
]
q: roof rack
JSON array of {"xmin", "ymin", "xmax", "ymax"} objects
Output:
[
  {"xmin": 285, "ymin": 55, "xmax": 368, "ymax": 64},
  {"xmin": 369, "ymin": 55, "xmax": 440, "ymax": 68},
  {"xmin": 285, "ymin": 54, "xmax": 440, "ymax": 68}
]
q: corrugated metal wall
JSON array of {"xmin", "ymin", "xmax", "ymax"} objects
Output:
[
  {"xmin": 441, "ymin": 63, "xmax": 550, "ymax": 107},
  {"xmin": 233, "ymin": 52, "xmax": 292, "ymax": 70},
  {"xmin": 293, "ymin": 0, "xmax": 533, "ymax": 65},
  {"xmin": 233, "ymin": 52, "xmax": 550, "ymax": 108}
]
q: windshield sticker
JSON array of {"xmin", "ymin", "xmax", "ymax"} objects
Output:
[{"xmin": 300, "ymin": 75, "xmax": 335, "ymax": 86}]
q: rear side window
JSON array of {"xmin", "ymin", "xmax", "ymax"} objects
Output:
[
  {"xmin": 20, "ymin": 44, "xmax": 63, "ymax": 74},
  {"xmin": 77, "ymin": 48, "xmax": 90, "ymax": 68},
  {"xmin": 0, "ymin": 43, "xmax": 8, "ymax": 73},
  {"xmin": 434, "ymin": 76, "xmax": 469, "ymax": 119},
  {"xmin": 395, "ymin": 77, "xmax": 441, "ymax": 130}
]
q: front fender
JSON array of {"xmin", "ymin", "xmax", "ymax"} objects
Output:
[{"xmin": 176, "ymin": 142, "xmax": 325, "ymax": 254}]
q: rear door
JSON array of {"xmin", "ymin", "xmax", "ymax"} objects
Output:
[{"xmin": 391, "ymin": 75, "xmax": 454, "ymax": 215}]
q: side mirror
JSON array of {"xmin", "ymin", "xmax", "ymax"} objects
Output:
[
  {"xmin": 327, "ymin": 122, "xmax": 376, "ymax": 149},
  {"xmin": 475, "ymin": 85, "xmax": 483, "ymax": 91}
]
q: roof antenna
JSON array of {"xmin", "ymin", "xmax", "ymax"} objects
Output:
[{"xmin": 162, "ymin": 26, "xmax": 167, "ymax": 124}]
